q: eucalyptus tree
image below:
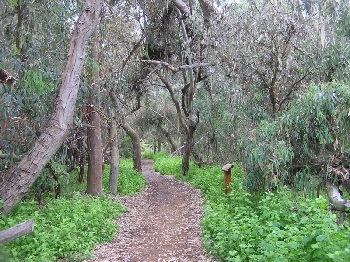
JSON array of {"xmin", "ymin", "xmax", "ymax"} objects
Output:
[
  {"xmin": 0, "ymin": 1, "xmax": 81, "ymax": 174},
  {"xmin": 135, "ymin": 0, "xmax": 218, "ymax": 174},
  {"xmin": 97, "ymin": 1, "xmax": 148, "ymax": 174},
  {"xmin": 0, "ymin": 0, "xmax": 103, "ymax": 214},
  {"xmin": 216, "ymin": 0, "xmax": 319, "ymax": 117},
  {"xmin": 86, "ymin": 28, "xmax": 103, "ymax": 196}
]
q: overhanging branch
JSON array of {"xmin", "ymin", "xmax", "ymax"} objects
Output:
[{"xmin": 141, "ymin": 59, "xmax": 216, "ymax": 73}]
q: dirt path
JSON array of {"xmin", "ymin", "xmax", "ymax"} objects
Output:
[{"xmin": 89, "ymin": 158, "xmax": 218, "ymax": 262}]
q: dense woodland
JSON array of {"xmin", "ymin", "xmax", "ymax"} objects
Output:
[{"xmin": 0, "ymin": 0, "xmax": 350, "ymax": 261}]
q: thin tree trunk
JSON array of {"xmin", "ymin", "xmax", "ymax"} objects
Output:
[
  {"xmin": 159, "ymin": 127, "xmax": 177, "ymax": 153},
  {"xmin": 109, "ymin": 115, "xmax": 119, "ymax": 195},
  {"xmin": 0, "ymin": 0, "xmax": 103, "ymax": 214},
  {"xmin": 182, "ymin": 122, "xmax": 196, "ymax": 175},
  {"xmin": 110, "ymin": 91, "xmax": 142, "ymax": 173},
  {"xmin": 86, "ymin": 105, "xmax": 103, "ymax": 196},
  {"xmin": 157, "ymin": 140, "xmax": 161, "ymax": 152},
  {"xmin": 86, "ymin": 27, "xmax": 103, "ymax": 196},
  {"xmin": 120, "ymin": 120, "xmax": 142, "ymax": 173}
]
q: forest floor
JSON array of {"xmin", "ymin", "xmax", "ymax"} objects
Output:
[{"xmin": 88, "ymin": 158, "xmax": 219, "ymax": 262}]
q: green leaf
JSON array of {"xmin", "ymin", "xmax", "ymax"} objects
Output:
[{"xmin": 316, "ymin": 235, "xmax": 327, "ymax": 242}]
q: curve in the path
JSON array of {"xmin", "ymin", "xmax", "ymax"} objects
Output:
[{"xmin": 89, "ymin": 158, "xmax": 218, "ymax": 262}]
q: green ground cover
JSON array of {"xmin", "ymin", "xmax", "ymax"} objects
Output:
[
  {"xmin": 147, "ymin": 152, "xmax": 350, "ymax": 262},
  {"xmin": 0, "ymin": 158, "xmax": 145, "ymax": 261}
]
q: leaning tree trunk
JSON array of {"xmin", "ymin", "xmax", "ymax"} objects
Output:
[
  {"xmin": 120, "ymin": 120, "xmax": 142, "ymax": 173},
  {"xmin": 0, "ymin": 0, "xmax": 103, "ymax": 214},
  {"xmin": 86, "ymin": 27, "xmax": 103, "ymax": 196}
]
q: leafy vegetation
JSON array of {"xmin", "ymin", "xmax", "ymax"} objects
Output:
[
  {"xmin": 0, "ymin": 158, "xmax": 145, "ymax": 261},
  {"xmin": 246, "ymin": 82, "xmax": 350, "ymax": 191},
  {"xmin": 152, "ymin": 153, "xmax": 350, "ymax": 261},
  {"xmin": 1, "ymin": 0, "xmax": 350, "ymax": 261}
]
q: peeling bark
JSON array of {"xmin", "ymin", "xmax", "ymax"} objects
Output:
[
  {"xmin": 326, "ymin": 181, "xmax": 350, "ymax": 212},
  {"xmin": 0, "ymin": 0, "xmax": 103, "ymax": 214}
]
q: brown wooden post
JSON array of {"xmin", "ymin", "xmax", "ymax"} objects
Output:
[{"xmin": 222, "ymin": 164, "xmax": 234, "ymax": 195}]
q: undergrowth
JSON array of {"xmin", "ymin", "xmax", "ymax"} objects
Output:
[
  {"xmin": 151, "ymin": 153, "xmax": 350, "ymax": 262},
  {"xmin": 0, "ymin": 158, "xmax": 145, "ymax": 261}
]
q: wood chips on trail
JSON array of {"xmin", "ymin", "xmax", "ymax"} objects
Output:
[{"xmin": 88, "ymin": 158, "xmax": 219, "ymax": 262}]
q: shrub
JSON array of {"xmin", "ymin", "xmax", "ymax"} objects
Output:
[{"xmin": 246, "ymin": 82, "xmax": 350, "ymax": 191}]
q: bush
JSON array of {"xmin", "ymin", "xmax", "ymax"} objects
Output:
[
  {"xmin": 246, "ymin": 82, "xmax": 350, "ymax": 191},
  {"xmin": 110, "ymin": 159, "xmax": 145, "ymax": 196}
]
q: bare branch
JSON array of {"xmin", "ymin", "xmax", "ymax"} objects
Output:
[
  {"xmin": 141, "ymin": 59, "xmax": 216, "ymax": 73},
  {"xmin": 156, "ymin": 71, "xmax": 188, "ymax": 133}
]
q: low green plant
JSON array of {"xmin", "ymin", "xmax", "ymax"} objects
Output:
[
  {"xmin": 104, "ymin": 159, "xmax": 145, "ymax": 196},
  {"xmin": 0, "ymin": 194, "xmax": 126, "ymax": 261},
  {"xmin": 0, "ymin": 158, "xmax": 145, "ymax": 261},
  {"xmin": 142, "ymin": 151, "xmax": 169, "ymax": 161}
]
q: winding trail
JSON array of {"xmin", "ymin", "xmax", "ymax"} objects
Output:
[{"xmin": 89, "ymin": 158, "xmax": 218, "ymax": 262}]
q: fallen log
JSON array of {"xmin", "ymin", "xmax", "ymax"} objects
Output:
[{"xmin": 0, "ymin": 219, "xmax": 34, "ymax": 244}]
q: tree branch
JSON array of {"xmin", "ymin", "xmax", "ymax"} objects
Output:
[
  {"xmin": 156, "ymin": 71, "xmax": 188, "ymax": 133},
  {"xmin": 171, "ymin": 0, "xmax": 190, "ymax": 18},
  {"xmin": 141, "ymin": 59, "xmax": 216, "ymax": 73}
]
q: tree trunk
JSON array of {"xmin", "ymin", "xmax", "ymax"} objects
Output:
[
  {"xmin": 86, "ymin": 27, "xmax": 103, "ymax": 196},
  {"xmin": 182, "ymin": 122, "xmax": 196, "ymax": 175},
  {"xmin": 159, "ymin": 127, "xmax": 177, "ymax": 152},
  {"xmin": 86, "ymin": 105, "xmax": 103, "ymax": 196},
  {"xmin": 121, "ymin": 120, "xmax": 142, "ymax": 173},
  {"xmin": 0, "ymin": 0, "xmax": 103, "ymax": 214},
  {"xmin": 157, "ymin": 140, "xmax": 161, "ymax": 152},
  {"xmin": 109, "ymin": 116, "xmax": 119, "ymax": 195}
]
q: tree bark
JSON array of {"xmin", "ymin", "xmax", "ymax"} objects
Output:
[
  {"xmin": 86, "ymin": 27, "xmax": 103, "ymax": 196},
  {"xmin": 109, "ymin": 115, "xmax": 119, "ymax": 195},
  {"xmin": 0, "ymin": 0, "xmax": 103, "ymax": 214},
  {"xmin": 326, "ymin": 181, "xmax": 350, "ymax": 212},
  {"xmin": 120, "ymin": 120, "xmax": 142, "ymax": 173},
  {"xmin": 86, "ymin": 105, "xmax": 103, "ymax": 196},
  {"xmin": 182, "ymin": 121, "xmax": 196, "ymax": 175},
  {"xmin": 198, "ymin": 0, "xmax": 215, "ymax": 27},
  {"xmin": 171, "ymin": 0, "xmax": 190, "ymax": 17}
]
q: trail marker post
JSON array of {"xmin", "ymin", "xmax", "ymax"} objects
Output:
[{"xmin": 222, "ymin": 164, "xmax": 234, "ymax": 195}]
